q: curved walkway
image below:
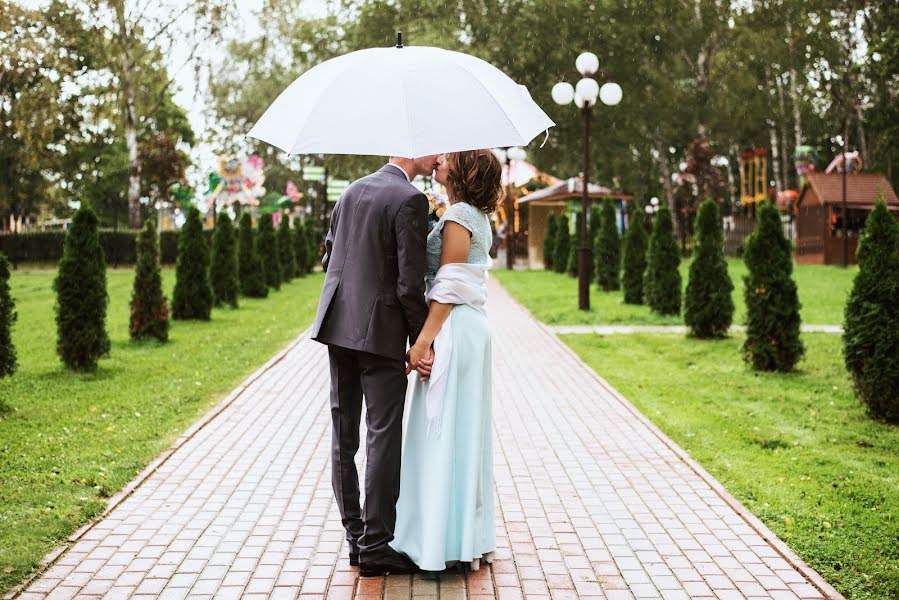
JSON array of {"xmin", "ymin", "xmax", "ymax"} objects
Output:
[{"xmin": 14, "ymin": 280, "xmax": 842, "ymax": 600}]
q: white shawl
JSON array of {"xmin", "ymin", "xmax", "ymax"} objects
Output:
[{"xmin": 423, "ymin": 262, "xmax": 489, "ymax": 438}]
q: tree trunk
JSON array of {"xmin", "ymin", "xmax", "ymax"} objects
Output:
[
  {"xmin": 775, "ymin": 73, "xmax": 791, "ymax": 190},
  {"xmin": 653, "ymin": 136, "xmax": 678, "ymax": 236},
  {"xmin": 856, "ymin": 104, "xmax": 868, "ymax": 165},
  {"xmin": 786, "ymin": 22, "xmax": 803, "ymax": 152},
  {"xmin": 767, "ymin": 119, "xmax": 783, "ymax": 196},
  {"xmin": 115, "ymin": 0, "xmax": 142, "ymax": 229}
]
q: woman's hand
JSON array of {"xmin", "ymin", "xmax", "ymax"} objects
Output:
[{"xmin": 406, "ymin": 340, "xmax": 434, "ymax": 381}]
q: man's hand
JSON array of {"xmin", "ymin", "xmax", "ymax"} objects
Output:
[
  {"xmin": 405, "ymin": 342, "xmax": 434, "ymax": 381},
  {"xmin": 416, "ymin": 347, "xmax": 434, "ymax": 382}
]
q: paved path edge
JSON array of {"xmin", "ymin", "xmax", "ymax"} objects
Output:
[
  {"xmin": 529, "ymin": 313, "xmax": 846, "ymax": 600},
  {"xmin": 5, "ymin": 329, "xmax": 313, "ymax": 600}
]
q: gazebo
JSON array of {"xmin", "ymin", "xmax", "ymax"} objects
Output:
[
  {"xmin": 518, "ymin": 177, "xmax": 632, "ymax": 269},
  {"xmin": 794, "ymin": 173, "xmax": 898, "ymax": 264}
]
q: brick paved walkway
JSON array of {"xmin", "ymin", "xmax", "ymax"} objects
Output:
[{"xmin": 15, "ymin": 279, "xmax": 842, "ymax": 600}]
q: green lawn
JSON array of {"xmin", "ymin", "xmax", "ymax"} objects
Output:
[
  {"xmin": 0, "ymin": 269, "xmax": 323, "ymax": 595},
  {"xmin": 493, "ymin": 259, "xmax": 857, "ymax": 326},
  {"xmin": 563, "ymin": 332, "xmax": 898, "ymax": 600}
]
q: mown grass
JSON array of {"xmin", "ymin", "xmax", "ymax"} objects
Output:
[
  {"xmin": 493, "ymin": 259, "xmax": 856, "ymax": 326},
  {"xmin": 0, "ymin": 268, "xmax": 323, "ymax": 594},
  {"xmin": 562, "ymin": 332, "xmax": 898, "ymax": 600}
]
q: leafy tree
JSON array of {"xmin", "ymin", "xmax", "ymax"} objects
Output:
[
  {"xmin": 595, "ymin": 200, "xmax": 621, "ymax": 291},
  {"xmin": 843, "ymin": 201, "xmax": 899, "ymax": 422},
  {"xmin": 553, "ymin": 214, "xmax": 570, "ymax": 275},
  {"xmin": 129, "ymin": 219, "xmax": 169, "ymax": 341},
  {"xmin": 54, "ymin": 207, "xmax": 110, "ymax": 371},
  {"xmin": 172, "ymin": 206, "xmax": 213, "ymax": 320},
  {"xmin": 294, "ymin": 221, "xmax": 310, "ymax": 277},
  {"xmin": 257, "ymin": 213, "xmax": 282, "ymax": 290},
  {"xmin": 644, "ymin": 206, "xmax": 681, "ymax": 315},
  {"xmin": 684, "ymin": 199, "xmax": 734, "ymax": 338},
  {"xmin": 278, "ymin": 215, "xmax": 298, "ymax": 281},
  {"xmin": 622, "ymin": 203, "xmax": 648, "ymax": 304},
  {"xmin": 210, "ymin": 213, "xmax": 239, "ymax": 308},
  {"xmin": 543, "ymin": 213, "xmax": 557, "ymax": 271},
  {"xmin": 0, "ymin": 251, "xmax": 16, "ymax": 378},
  {"xmin": 742, "ymin": 202, "xmax": 803, "ymax": 371},
  {"xmin": 238, "ymin": 213, "xmax": 268, "ymax": 298}
]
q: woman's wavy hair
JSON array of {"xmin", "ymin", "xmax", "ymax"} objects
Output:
[{"xmin": 445, "ymin": 150, "xmax": 504, "ymax": 214}]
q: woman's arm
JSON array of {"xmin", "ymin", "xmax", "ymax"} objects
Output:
[{"xmin": 406, "ymin": 220, "xmax": 471, "ymax": 377}]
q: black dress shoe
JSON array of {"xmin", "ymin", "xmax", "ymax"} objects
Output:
[
  {"xmin": 349, "ymin": 551, "xmax": 359, "ymax": 567},
  {"xmin": 359, "ymin": 546, "xmax": 419, "ymax": 577}
]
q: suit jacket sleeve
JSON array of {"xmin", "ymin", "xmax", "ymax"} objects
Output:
[
  {"xmin": 322, "ymin": 198, "xmax": 341, "ymax": 272},
  {"xmin": 394, "ymin": 192, "xmax": 429, "ymax": 346}
]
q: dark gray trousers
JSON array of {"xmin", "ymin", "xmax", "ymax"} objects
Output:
[{"xmin": 327, "ymin": 345, "xmax": 406, "ymax": 556}]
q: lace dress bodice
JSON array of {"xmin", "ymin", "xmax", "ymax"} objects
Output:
[{"xmin": 426, "ymin": 202, "xmax": 493, "ymax": 285}]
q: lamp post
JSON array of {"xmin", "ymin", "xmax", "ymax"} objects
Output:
[
  {"xmin": 552, "ymin": 52, "xmax": 622, "ymax": 310},
  {"xmin": 496, "ymin": 146, "xmax": 527, "ymax": 269}
]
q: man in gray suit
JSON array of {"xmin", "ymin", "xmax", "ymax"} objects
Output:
[{"xmin": 312, "ymin": 155, "xmax": 439, "ymax": 576}]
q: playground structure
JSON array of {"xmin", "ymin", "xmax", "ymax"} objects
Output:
[{"xmin": 739, "ymin": 148, "xmax": 769, "ymax": 209}]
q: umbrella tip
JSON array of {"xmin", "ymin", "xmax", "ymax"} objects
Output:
[{"xmin": 396, "ymin": 32, "xmax": 403, "ymax": 48}]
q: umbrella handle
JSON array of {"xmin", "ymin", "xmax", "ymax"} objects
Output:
[{"xmin": 396, "ymin": 32, "xmax": 403, "ymax": 48}]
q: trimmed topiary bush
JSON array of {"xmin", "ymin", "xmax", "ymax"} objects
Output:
[
  {"xmin": 294, "ymin": 221, "xmax": 310, "ymax": 277},
  {"xmin": 543, "ymin": 214, "xmax": 557, "ymax": 271},
  {"xmin": 842, "ymin": 201, "xmax": 899, "ymax": 422},
  {"xmin": 644, "ymin": 205, "xmax": 681, "ymax": 314},
  {"xmin": 742, "ymin": 202, "xmax": 804, "ymax": 371},
  {"xmin": 257, "ymin": 213, "xmax": 282, "ymax": 290},
  {"xmin": 595, "ymin": 199, "xmax": 621, "ymax": 291},
  {"xmin": 238, "ymin": 214, "xmax": 268, "ymax": 298},
  {"xmin": 685, "ymin": 199, "xmax": 734, "ymax": 338},
  {"xmin": 587, "ymin": 204, "xmax": 601, "ymax": 283},
  {"xmin": 622, "ymin": 203, "xmax": 648, "ymax": 304},
  {"xmin": 278, "ymin": 215, "xmax": 297, "ymax": 282},
  {"xmin": 172, "ymin": 206, "xmax": 213, "ymax": 320},
  {"xmin": 567, "ymin": 220, "xmax": 580, "ymax": 278},
  {"xmin": 0, "ymin": 251, "xmax": 16, "ymax": 378},
  {"xmin": 210, "ymin": 213, "xmax": 239, "ymax": 308},
  {"xmin": 130, "ymin": 219, "xmax": 169, "ymax": 341},
  {"xmin": 553, "ymin": 214, "xmax": 570, "ymax": 274},
  {"xmin": 54, "ymin": 207, "xmax": 110, "ymax": 371},
  {"xmin": 304, "ymin": 224, "xmax": 320, "ymax": 273}
]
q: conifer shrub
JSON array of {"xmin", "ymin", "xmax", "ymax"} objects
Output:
[
  {"xmin": 172, "ymin": 206, "xmax": 213, "ymax": 320},
  {"xmin": 684, "ymin": 199, "xmax": 734, "ymax": 338},
  {"xmin": 210, "ymin": 213, "xmax": 239, "ymax": 308},
  {"xmin": 553, "ymin": 214, "xmax": 570, "ymax": 274},
  {"xmin": 238, "ymin": 214, "xmax": 268, "ymax": 298},
  {"xmin": 54, "ymin": 207, "xmax": 110, "ymax": 371},
  {"xmin": 842, "ymin": 201, "xmax": 899, "ymax": 422},
  {"xmin": 595, "ymin": 199, "xmax": 621, "ymax": 291},
  {"xmin": 130, "ymin": 219, "xmax": 169, "ymax": 341},
  {"xmin": 278, "ymin": 215, "xmax": 298, "ymax": 281},
  {"xmin": 567, "ymin": 221, "xmax": 581, "ymax": 278},
  {"xmin": 587, "ymin": 204, "xmax": 601, "ymax": 283},
  {"xmin": 543, "ymin": 214, "xmax": 557, "ymax": 271},
  {"xmin": 294, "ymin": 221, "xmax": 310, "ymax": 277},
  {"xmin": 622, "ymin": 203, "xmax": 648, "ymax": 304},
  {"xmin": 0, "ymin": 251, "xmax": 17, "ymax": 378},
  {"xmin": 644, "ymin": 205, "xmax": 682, "ymax": 314},
  {"xmin": 742, "ymin": 202, "xmax": 804, "ymax": 371},
  {"xmin": 257, "ymin": 212, "xmax": 282, "ymax": 290}
]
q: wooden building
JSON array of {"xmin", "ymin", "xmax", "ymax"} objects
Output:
[{"xmin": 794, "ymin": 173, "xmax": 898, "ymax": 264}]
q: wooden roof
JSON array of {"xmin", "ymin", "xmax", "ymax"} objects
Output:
[
  {"xmin": 797, "ymin": 173, "xmax": 898, "ymax": 209},
  {"xmin": 518, "ymin": 178, "xmax": 632, "ymax": 206}
]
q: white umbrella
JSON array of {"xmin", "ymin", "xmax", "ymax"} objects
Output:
[{"xmin": 247, "ymin": 38, "xmax": 554, "ymax": 158}]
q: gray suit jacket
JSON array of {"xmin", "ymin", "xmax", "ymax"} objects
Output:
[{"xmin": 311, "ymin": 165, "xmax": 429, "ymax": 360}]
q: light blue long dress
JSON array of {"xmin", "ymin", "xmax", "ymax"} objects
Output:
[{"xmin": 390, "ymin": 201, "xmax": 496, "ymax": 571}]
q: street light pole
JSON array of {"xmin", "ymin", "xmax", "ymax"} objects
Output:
[
  {"xmin": 505, "ymin": 155, "xmax": 515, "ymax": 270},
  {"xmin": 578, "ymin": 102, "xmax": 592, "ymax": 310},
  {"xmin": 841, "ymin": 118, "xmax": 849, "ymax": 267}
]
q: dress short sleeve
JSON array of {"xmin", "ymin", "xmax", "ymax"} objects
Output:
[{"xmin": 440, "ymin": 202, "xmax": 475, "ymax": 234}]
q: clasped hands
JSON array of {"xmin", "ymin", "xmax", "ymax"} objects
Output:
[{"xmin": 405, "ymin": 340, "xmax": 434, "ymax": 382}]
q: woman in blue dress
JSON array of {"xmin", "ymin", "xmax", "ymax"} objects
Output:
[{"xmin": 390, "ymin": 149, "xmax": 501, "ymax": 571}]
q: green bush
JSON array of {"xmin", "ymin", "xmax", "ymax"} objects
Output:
[
  {"xmin": 238, "ymin": 214, "xmax": 268, "ymax": 298},
  {"xmin": 587, "ymin": 204, "xmax": 601, "ymax": 282},
  {"xmin": 553, "ymin": 214, "xmax": 570, "ymax": 274},
  {"xmin": 567, "ymin": 220, "xmax": 580, "ymax": 278},
  {"xmin": 172, "ymin": 206, "xmax": 213, "ymax": 320},
  {"xmin": 644, "ymin": 205, "xmax": 682, "ymax": 315},
  {"xmin": 54, "ymin": 207, "xmax": 110, "ymax": 371},
  {"xmin": 595, "ymin": 200, "xmax": 621, "ymax": 291},
  {"xmin": 278, "ymin": 215, "xmax": 298, "ymax": 281},
  {"xmin": 306, "ymin": 224, "xmax": 321, "ymax": 272},
  {"xmin": 543, "ymin": 214, "xmax": 557, "ymax": 271},
  {"xmin": 294, "ymin": 221, "xmax": 310, "ymax": 277},
  {"xmin": 843, "ymin": 201, "xmax": 899, "ymax": 422},
  {"xmin": 742, "ymin": 202, "xmax": 804, "ymax": 371},
  {"xmin": 622, "ymin": 203, "xmax": 648, "ymax": 304},
  {"xmin": 257, "ymin": 213, "xmax": 282, "ymax": 290},
  {"xmin": 685, "ymin": 199, "xmax": 734, "ymax": 338},
  {"xmin": 129, "ymin": 219, "xmax": 169, "ymax": 341},
  {"xmin": 0, "ymin": 251, "xmax": 16, "ymax": 378},
  {"xmin": 210, "ymin": 213, "xmax": 239, "ymax": 308}
]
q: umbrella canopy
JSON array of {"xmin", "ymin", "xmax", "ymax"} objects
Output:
[
  {"xmin": 247, "ymin": 42, "xmax": 554, "ymax": 158},
  {"xmin": 518, "ymin": 178, "xmax": 632, "ymax": 205}
]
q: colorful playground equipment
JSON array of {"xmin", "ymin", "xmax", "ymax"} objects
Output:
[
  {"xmin": 739, "ymin": 148, "xmax": 768, "ymax": 207},
  {"xmin": 204, "ymin": 155, "xmax": 267, "ymax": 212}
]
